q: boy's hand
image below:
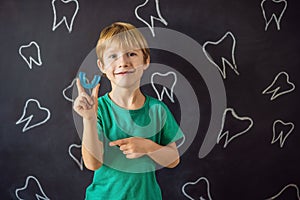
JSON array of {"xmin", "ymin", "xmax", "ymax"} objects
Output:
[
  {"xmin": 73, "ymin": 78, "xmax": 100, "ymax": 120},
  {"xmin": 109, "ymin": 137, "xmax": 156, "ymax": 159}
]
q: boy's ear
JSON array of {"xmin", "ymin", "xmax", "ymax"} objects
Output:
[
  {"xmin": 143, "ymin": 56, "xmax": 150, "ymax": 70},
  {"xmin": 97, "ymin": 59, "xmax": 105, "ymax": 73}
]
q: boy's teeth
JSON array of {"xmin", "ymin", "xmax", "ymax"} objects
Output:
[
  {"xmin": 151, "ymin": 71, "xmax": 177, "ymax": 103},
  {"xmin": 51, "ymin": 0, "xmax": 79, "ymax": 33},
  {"xmin": 18, "ymin": 41, "xmax": 42, "ymax": 69},
  {"xmin": 261, "ymin": 0, "xmax": 287, "ymax": 31},
  {"xmin": 203, "ymin": 32, "xmax": 239, "ymax": 79}
]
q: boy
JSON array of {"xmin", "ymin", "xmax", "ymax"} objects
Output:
[{"xmin": 73, "ymin": 22, "xmax": 183, "ymax": 200}]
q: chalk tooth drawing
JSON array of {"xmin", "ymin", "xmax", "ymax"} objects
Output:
[
  {"xmin": 203, "ymin": 31, "xmax": 239, "ymax": 79},
  {"xmin": 217, "ymin": 108, "xmax": 253, "ymax": 148},
  {"xmin": 68, "ymin": 143, "xmax": 83, "ymax": 171},
  {"xmin": 134, "ymin": 0, "xmax": 168, "ymax": 37},
  {"xmin": 151, "ymin": 71, "xmax": 177, "ymax": 103},
  {"xmin": 265, "ymin": 184, "xmax": 300, "ymax": 200},
  {"xmin": 182, "ymin": 177, "xmax": 212, "ymax": 200},
  {"xmin": 16, "ymin": 99, "xmax": 51, "ymax": 132},
  {"xmin": 62, "ymin": 78, "xmax": 77, "ymax": 102},
  {"xmin": 51, "ymin": 0, "xmax": 79, "ymax": 33},
  {"xmin": 271, "ymin": 119, "xmax": 294, "ymax": 148},
  {"xmin": 15, "ymin": 175, "xmax": 50, "ymax": 200},
  {"xmin": 150, "ymin": 71, "xmax": 186, "ymax": 145},
  {"xmin": 63, "ymin": 77, "xmax": 92, "ymax": 102},
  {"xmin": 262, "ymin": 71, "xmax": 295, "ymax": 101},
  {"xmin": 177, "ymin": 134, "xmax": 185, "ymax": 149},
  {"xmin": 18, "ymin": 41, "xmax": 42, "ymax": 69},
  {"xmin": 261, "ymin": 0, "xmax": 287, "ymax": 31}
]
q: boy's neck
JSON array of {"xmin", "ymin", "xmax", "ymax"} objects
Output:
[{"xmin": 109, "ymin": 87, "xmax": 145, "ymax": 110}]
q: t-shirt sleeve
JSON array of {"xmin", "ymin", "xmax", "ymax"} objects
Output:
[{"xmin": 159, "ymin": 102, "xmax": 184, "ymax": 146}]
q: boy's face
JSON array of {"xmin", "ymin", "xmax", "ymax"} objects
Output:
[{"xmin": 98, "ymin": 41, "xmax": 149, "ymax": 89}]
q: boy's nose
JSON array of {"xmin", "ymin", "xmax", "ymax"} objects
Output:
[{"xmin": 117, "ymin": 53, "xmax": 130, "ymax": 68}]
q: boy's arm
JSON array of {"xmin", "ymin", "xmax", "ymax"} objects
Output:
[
  {"xmin": 146, "ymin": 141, "xmax": 180, "ymax": 168},
  {"xmin": 82, "ymin": 118, "xmax": 103, "ymax": 171},
  {"xmin": 110, "ymin": 138, "xmax": 180, "ymax": 168},
  {"xmin": 73, "ymin": 79, "xmax": 103, "ymax": 171}
]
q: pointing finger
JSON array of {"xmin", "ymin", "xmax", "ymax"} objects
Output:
[{"xmin": 109, "ymin": 139, "xmax": 127, "ymax": 147}]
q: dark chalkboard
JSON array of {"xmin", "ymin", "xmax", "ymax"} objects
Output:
[{"xmin": 1, "ymin": 0, "xmax": 299, "ymax": 199}]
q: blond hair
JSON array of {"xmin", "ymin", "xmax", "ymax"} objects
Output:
[{"xmin": 96, "ymin": 22, "xmax": 150, "ymax": 65}]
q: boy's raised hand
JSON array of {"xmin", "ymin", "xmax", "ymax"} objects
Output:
[{"xmin": 73, "ymin": 78, "xmax": 100, "ymax": 120}]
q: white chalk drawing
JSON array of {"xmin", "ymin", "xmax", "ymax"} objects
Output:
[
  {"xmin": 62, "ymin": 78, "xmax": 76, "ymax": 102},
  {"xmin": 265, "ymin": 184, "xmax": 300, "ymax": 200},
  {"xmin": 134, "ymin": 0, "xmax": 168, "ymax": 37},
  {"xmin": 16, "ymin": 99, "xmax": 51, "ymax": 132},
  {"xmin": 271, "ymin": 119, "xmax": 294, "ymax": 148},
  {"xmin": 217, "ymin": 108, "xmax": 253, "ymax": 148},
  {"xmin": 182, "ymin": 177, "xmax": 212, "ymax": 200},
  {"xmin": 62, "ymin": 78, "xmax": 92, "ymax": 102},
  {"xmin": 51, "ymin": 0, "xmax": 79, "ymax": 33},
  {"xmin": 150, "ymin": 70, "xmax": 186, "ymax": 148},
  {"xmin": 68, "ymin": 143, "xmax": 83, "ymax": 171},
  {"xmin": 18, "ymin": 41, "xmax": 42, "ymax": 69},
  {"xmin": 262, "ymin": 71, "xmax": 295, "ymax": 101},
  {"xmin": 151, "ymin": 71, "xmax": 177, "ymax": 103},
  {"xmin": 15, "ymin": 175, "xmax": 50, "ymax": 200},
  {"xmin": 261, "ymin": 0, "xmax": 287, "ymax": 31},
  {"xmin": 177, "ymin": 134, "xmax": 185, "ymax": 149},
  {"xmin": 203, "ymin": 31, "xmax": 239, "ymax": 79}
]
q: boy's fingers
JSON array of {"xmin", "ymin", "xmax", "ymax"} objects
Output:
[
  {"xmin": 92, "ymin": 83, "xmax": 100, "ymax": 99},
  {"xmin": 76, "ymin": 78, "xmax": 85, "ymax": 94},
  {"xmin": 79, "ymin": 99, "xmax": 90, "ymax": 110},
  {"xmin": 109, "ymin": 141, "xmax": 119, "ymax": 146},
  {"xmin": 109, "ymin": 139, "xmax": 127, "ymax": 147},
  {"xmin": 80, "ymin": 92, "xmax": 94, "ymax": 106},
  {"xmin": 92, "ymin": 84, "xmax": 100, "ymax": 111}
]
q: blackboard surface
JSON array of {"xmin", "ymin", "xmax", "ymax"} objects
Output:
[{"xmin": 1, "ymin": 0, "xmax": 299, "ymax": 199}]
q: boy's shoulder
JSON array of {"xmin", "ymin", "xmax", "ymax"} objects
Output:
[
  {"xmin": 145, "ymin": 95, "xmax": 165, "ymax": 105},
  {"xmin": 97, "ymin": 93, "xmax": 108, "ymax": 103},
  {"xmin": 145, "ymin": 94, "xmax": 159, "ymax": 103},
  {"xmin": 145, "ymin": 95, "xmax": 171, "ymax": 113}
]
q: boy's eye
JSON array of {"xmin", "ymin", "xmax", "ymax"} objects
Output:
[
  {"xmin": 128, "ymin": 52, "xmax": 137, "ymax": 57},
  {"xmin": 108, "ymin": 54, "xmax": 117, "ymax": 59}
]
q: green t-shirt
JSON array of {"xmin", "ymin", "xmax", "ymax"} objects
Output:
[{"xmin": 85, "ymin": 93, "xmax": 183, "ymax": 200}]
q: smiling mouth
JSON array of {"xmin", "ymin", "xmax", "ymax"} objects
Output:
[{"xmin": 114, "ymin": 70, "xmax": 135, "ymax": 75}]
